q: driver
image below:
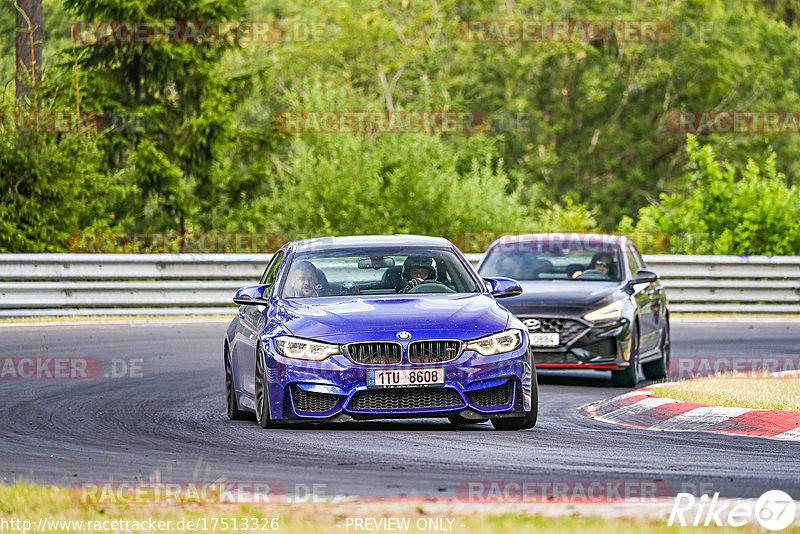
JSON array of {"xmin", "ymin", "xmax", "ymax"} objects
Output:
[
  {"xmin": 399, "ymin": 254, "xmax": 436, "ymax": 293},
  {"xmin": 572, "ymin": 253, "xmax": 613, "ymax": 279}
]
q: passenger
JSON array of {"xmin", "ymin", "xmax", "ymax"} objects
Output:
[
  {"xmin": 287, "ymin": 260, "xmax": 322, "ymax": 297},
  {"xmin": 495, "ymin": 254, "xmax": 526, "ymax": 280}
]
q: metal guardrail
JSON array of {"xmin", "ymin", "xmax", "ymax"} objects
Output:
[{"xmin": 1, "ymin": 254, "xmax": 799, "ymax": 316}]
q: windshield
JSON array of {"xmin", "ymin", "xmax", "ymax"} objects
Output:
[
  {"xmin": 281, "ymin": 246, "xmax": 480, "ymax": 298},
  {"xmin": 480, "ymin": 240, "xmax": 623, "ymax": 282}
]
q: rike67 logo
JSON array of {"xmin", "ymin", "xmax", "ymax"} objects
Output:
[{"xmin": 669, "ymin": 490, "xmax": 797, "ymax": 531}]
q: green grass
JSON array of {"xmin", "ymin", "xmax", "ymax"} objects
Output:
[
  {"xmin": 0, "ymin": 483, "xmax": 794, "ymax": 533},
  {"xmin": 655, "ymin": 374, "xmax": 800, "ymax": 411}
]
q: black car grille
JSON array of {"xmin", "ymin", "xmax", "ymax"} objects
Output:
[
  {"xmin": 348, "ymin": 388, "xmax": 464, "ymax": 411},
  {"xmin": 408, "ymin": 340, "xmax": 463, "ymax": 364},
  {"xmin": 291, "ymin": 385, "xmax": 341, "ymax": 413},
  {"xmin": 534, "ymin": 352, "xmax": 582, "ymax": 364},
  {"xmin": 524, "ymin": 317, "xmax": 588, "ymax": 347},
  {"xmin": 578, "ymin": 339, "xmax": 617, "ymax": 359},
  {"xmin": 344, "ymin": 342, "xmax": 402, "ymax": 365},
  {"xmin": 468, "ymin": 381, "xmax": 514, "ymax": 407}
]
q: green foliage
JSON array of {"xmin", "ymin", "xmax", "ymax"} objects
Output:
[
  {"xmin": 5, "ymin": 0, "xmax": 800, "ymax": 252},
  {"xmin": 621, "ymin": 135, "xmax": 800, "ymax": 254},
  {"xmin": 0, "ymin": 123, "xmax": 127, "ymax": 252}
]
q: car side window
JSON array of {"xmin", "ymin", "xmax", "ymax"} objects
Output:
[
  {"xmin": 259, "ymin": 251, "xmax": 284, "ymax": 286},
  {"xmin": 625, "ymin": 246, "xmax": 640, "ymax": 278},
  {"xmin": 630, "ymin": 243, "xmax": 647, "ymax": 269}
]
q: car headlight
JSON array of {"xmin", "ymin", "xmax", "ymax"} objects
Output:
[
  {"xmin": 584, "ymin": 301, "xmax": 624, "ymax": 322},
  {"xmin": 466, "ymin": 329, "xmax": 523, "ymax": 356},
  {"xmin": 274, "ymin": 336, "xmax": 340, "ymax": 360}
]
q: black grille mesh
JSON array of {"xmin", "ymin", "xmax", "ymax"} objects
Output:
[
  {"xmin": 408, "ymin": 340, "xmax": 463, "ymax": 364},
  {"xmin": 578, "ymin": 338, "xmax": 617, "ymax": 358},
  {"xmin": 468, "ymin": 381, "xmax": 514, "ymax": 407},
  {"xmin": 291, "ymin": 385, "xmax": 341, "ymax": 413},
  {"xmin": 533, "ymin": 352, "xmax": 582, "ymax": 364},
  {"xmin": 345, "ymin": 342, "xmax": 402, "ymax": 365},
  {"xmin": 524, "ymin": 318, "xmax": 588, "ymax": 346},
  {"xmin": 349, "ymin": 388, "xmax": 464, "ymax": 411}
]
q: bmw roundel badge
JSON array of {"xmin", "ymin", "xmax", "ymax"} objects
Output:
[{"xmin": 396, "ymin": 331, "xmax": 411, "ymax": 340}]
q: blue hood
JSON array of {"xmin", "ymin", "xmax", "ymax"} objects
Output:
[{"xmin": 276, "ymin": 294, "xmax": 509, "ymax": 341}]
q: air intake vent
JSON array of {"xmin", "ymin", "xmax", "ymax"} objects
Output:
[
  {"xmin": 468, "ymin": 381, "xmax": 514, "ymax": 407},
  {"xmin": 291, "ymin": 385, "xmax": 341, "ymax": 413},
  {"xmin": 348, "ymin": 388, "xmax": 464, "ymax": 411}
]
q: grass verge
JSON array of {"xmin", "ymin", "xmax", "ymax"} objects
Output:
[
  {"xmin": 654, "ymin": 373, "xmax": 800, "ymax": 411},
  {"xmin": 0, "ymin": 483, "xmax": 786, "ymax": 533}
]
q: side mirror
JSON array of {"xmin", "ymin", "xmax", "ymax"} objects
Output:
[
  {"xmin": 627, "ymin": 269, "xmax": 658, "ymax": 289},
  {"xmin": 483, "ymin": 277, "xmax": 523, "ymax": 298},
  {"xmin": 233, "ymin": 284, "xmax": 272, "ymax": 305}
]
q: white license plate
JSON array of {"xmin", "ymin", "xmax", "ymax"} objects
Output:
[
  {"xmin": 368, "ymin": 368, "xmax": 444, "ymax": 388},
  {"xmin": 530, "ymin": 333, "xmax": 560, "ymax": 347}
]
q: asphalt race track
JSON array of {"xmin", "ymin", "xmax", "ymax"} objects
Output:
[{"xmin": 1, "ymin": 319, "xmax": 798, "ymax": 501}]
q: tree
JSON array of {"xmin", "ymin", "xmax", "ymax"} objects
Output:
[
  {"xmin": 15, "ymin": 0, "xmax": 43, "ymax": 104},
  {"xmin": 619, "ymin": 135, "xmax": 800, "ymax": 254},
  {"xmin": 62, "ymin": 0, "xmax": 249, "ymax": 234}
]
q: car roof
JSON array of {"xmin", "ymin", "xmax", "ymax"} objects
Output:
[
  {"xmin": 288, "ymin": 234, "xmax": 454, "ymax": 252},
  {"xmin": 487, "ymin": 233, "xmax": 629, "ymax": 250}
]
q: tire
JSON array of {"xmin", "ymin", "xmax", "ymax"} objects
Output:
[
  {"xmin": 612, "ymin": 321, "xmax": 640, "ymax": 387},
  {"xmin": 225, "ymin": 343, "xmax": 250, "ymax": 420},
  {"xmin": 448, "ymin": 415, "xmax": 489, "ymax": 425},
  {"xmin": 491, "ymin": 376, "xmax": 538, "ymax": 431},
  {"xmin": 643, "ymin": 322, "xmax": 670, "ymax": 380},
  {"xmin": 254, "ymin": 342, "xmax": 276, "ymax": 428}
]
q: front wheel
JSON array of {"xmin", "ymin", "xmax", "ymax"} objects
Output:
[
  {"xmin": 491, "ymin": 378, "xmax": 538, "ymax": 431},
  {"xmin": 612, "ymin": 322, "xmax": 640, "ymax": 387},
  {"xmin": 643, "ymin": 322, "xmax": 670, "ymax": 380},
  {"xmin": 255, "ymin": 343, "xmax": 276, "ymax": 428}
]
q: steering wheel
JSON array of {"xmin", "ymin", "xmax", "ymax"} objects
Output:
[
  {"xmin": 574, "ymin": 269, "xmax": 610, "ymax": 281},
  {"xmin": 407, "ymin": 280, "xmax": 456, "ymax": 293}
]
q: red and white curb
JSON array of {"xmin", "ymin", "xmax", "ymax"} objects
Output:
[{"xmin": 584, "ymin": 385, "xmax": 800, "ymax": 441}]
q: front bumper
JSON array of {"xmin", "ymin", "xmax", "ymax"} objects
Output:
[
  {"xmin": 525, "ymin": 316, "xmax": 633, "ymax": 370},
  {"xmin": 263, "ymin": 343, "xmax": 532, "ymax": 421}
]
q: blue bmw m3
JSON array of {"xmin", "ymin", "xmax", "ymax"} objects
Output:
[{"xmin": 224, "ymin": 235, "xmax": 538, "ymax": 430}]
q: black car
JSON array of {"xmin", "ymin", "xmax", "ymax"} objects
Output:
[{"xmin": 477, "ymin": 233, "xmax": 669, "ymax": 386}]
